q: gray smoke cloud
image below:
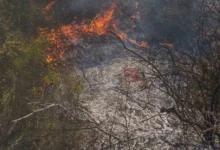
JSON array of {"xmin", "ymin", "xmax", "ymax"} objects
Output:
[
  {"xmin": 55, "ymin": 0, "xmax": 200, "ymax": 45},
  {"xmin": 55, "ymin": 0, "xmax": 113, "ymax": 24}
]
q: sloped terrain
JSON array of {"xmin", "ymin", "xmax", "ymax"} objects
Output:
[{"xmin": 74, "ymin": 44, "xmax": 199, "ymax": 149}]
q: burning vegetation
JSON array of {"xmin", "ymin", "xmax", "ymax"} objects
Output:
[
  {"xmin": 1, "ymin": 0, "xmax": 220, "ymax": 149},
  {"xmin": 61, "ymin": 3, "xmax": 149, "ymax": 48},
  {"xmin": 61, "ymin": 3, "xmax": 117, "ymax": 38},
  {"xmin": 41, "ymin": 2, "xmax": 151, "ymax": 65}
]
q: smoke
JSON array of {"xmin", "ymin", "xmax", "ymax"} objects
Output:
[
  {"xmin": 55, "ymin": 0, "xmax": 113, "ymax": 24},
  {"xmin": 135, "ymin": 0, "xmax": 200, "ymax": 44},
  {"xmin": 55, "ymin": 0, "xmax": 200, "ymax": 45}
]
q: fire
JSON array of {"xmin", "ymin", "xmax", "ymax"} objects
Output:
[
  {"xmin": 136, "ymin": 2, "xmax": 139, "ymax": 9},
  {"xmin": 45, "ymin": 1, "xmax": 55, "ymax": 12},
  {"xmin": 131, "ymin": 14, "xmax": 137, "ymax": 19},
  {"xmin": 61, "ymin": 3, "xmax": 148, "ymax": 48},
  {"xmin": 38, "ymin": 28, "xmax": 66, "ymax": 63},
  {"xmin": 83, "ymin": 3, "xmax": 116, "ymax": 35},
  {"xmin": 161, "ymin": 42, "xmax": 173, "ymax": 48},
  {"xmin": 46, "ymin": 55, "xmax": 55, "ymax": 63},
  {"xmin": 42, "ymin": 2, "xmax": 150, "ymax": 64},
  {"xmin": 61, "ymin": 3, "xmax": 117, "ymax": 42},
  {"xmin": 113, "ymin": 24, "xmax": 149, "ymax": 48}
]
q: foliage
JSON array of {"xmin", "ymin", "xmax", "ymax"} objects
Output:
[{"xmin": 0, "ymin": 1, "xmax": 88, "ymax": 149}]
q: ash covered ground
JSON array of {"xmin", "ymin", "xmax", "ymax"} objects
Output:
[
  {"xmin": 71, "ymin": 42, "xmax": 199, "ymax": 149},
  {"xmin": 56, "ymin": 0, "xmax": 207, "ymax": 149}
]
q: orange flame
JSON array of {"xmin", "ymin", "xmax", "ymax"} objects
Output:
[
  {"xmin": 131, "ymin": 14, "xmax": 137, "ymax": 19},
  {"xmin": 42, "ymin": 2, "xmax": 150, "ymax": 64},
  {"xmin": 61, "ymin": 3, "xmax": 117, "ymax": 43},
  {"xmin": 113, "ymin": 24, "xmax": 149, "ymax": 48},
  {"xmin": 46, "ymin": 55, "xmax": 55, "ymax": 63},
  {"xmin": 45, "ymin": 1, "xmax": 55, "ymax": 12},
  {"xmin": 161, "ymin": 42, "xmax": 173, "ymax": 48},
  {"xmin": 136, "ymin": 2, "xmax": 139, "ymax": 9},
  {"xmin": 82, "ymin": 3, "xmax": 116, "ymax": 35},
  {"xmin": 38, "ymin": 27, "xmax": 66, "ymax": 63}
]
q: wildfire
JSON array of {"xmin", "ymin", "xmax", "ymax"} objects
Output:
[
  {"xmin": 61, "ymin": 3, "xmax": 148, "ymax": 48},
  {"xmin": 113, "ymin": 24, "xmax": 149, "ymax": 48},
  {"xmin": 46, "ymin": 55, "xmax": 55, "ymax": 63},
  {"xmin": 161, "ymin": 42, "xmax": 173, "ymax": 48},
  {"xmin": 83, "ymin": 3, "xmax": 116, "ymax": 35},
  {"xmin": 38, "ymin": 28, "xmax": 66, "ymax": 63},
  {"xmin": 43, "ymin": 2, "xmax": 149, "ymax": 64},
  {"xmin": 131, "ymin": 14, "xmax": 137, "ymax": 19},
  {"xmin": 61, "ymin": 3, "xmax": 117, "ymax": 43},
  {"xmin": 45, "ymin": 1, "xmax": 55, "ymax": 12},
  {"xmin": 136, "ymin": 2, "xmax": 139, "ymax": 9}
]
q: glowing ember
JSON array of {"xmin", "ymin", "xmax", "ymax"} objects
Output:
[
  {"xmin": 136, "ymin": 2, "xmax": 139, "ymax": 9},
  {"xmin": 45, "ymin": 1, "xmax": 55, "ymax": 12},
  {"xmin": 161, "ymin": 42, "xmax": 173, "ymax": 48},
  {"xmin": 46, "ymin": 55, "xmax": 55, "ymax": 63},
  {"xmin": 38, "ymin": 27, "xmax": 66, "ymax": 63},
  {"xmin": 131, "ymin": 14, "xmax": 137, "ymax": 19}
]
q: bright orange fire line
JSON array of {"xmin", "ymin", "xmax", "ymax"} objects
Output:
[
  {"xmin": 82, "ymin": 3, "xmax": 117, "ymax": 35},
  {"xmin": 61, "ymin": 3, "xmax": 117, "ymax": 43},
  {"xmin": 61, "ymin": 3, "xmax": 149, "ymax": 48},
  {"xmin": 113, "ymin": 24, "xmax": 149, "ymax": 48},
  {"xmin": 161, "ymin": 42, "xmax": 173, "ymax": 48},
  {"xmin": 43, "ymin": 3, "xmax": 149, "ymax": 64}
]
